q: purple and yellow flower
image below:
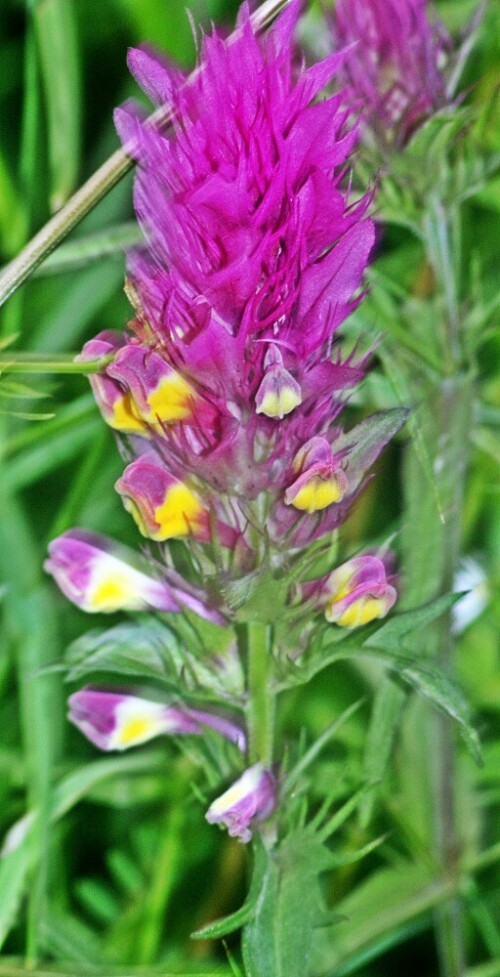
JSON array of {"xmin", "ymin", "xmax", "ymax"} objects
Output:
[
  {"xmin": 69, "ymin": 689, "xmax": 246, "ymax": 752},
  {"xmin": 324, "ymin": 554, "xmax": 397, "ymax": 628},
  {"xmin": 107, "ymin": 343, "xmax": 198, "ymax": 427},
  {"xmin": 115, "ymin": 457, "xmax": 209, "ymax": 542},
  {"xmin": 284, "ymin": 437, "xmax": 349, "ymax": 514},
  {"xmin": 49, "ymin": 2, "xmax": 406, "ymax": 831},
  {"xmin": 45, "ymin": 529, "xmax": 224, "ymax": 623},
  {"xmin": 45, "ymin": 529, "xmax": 181, "ymax": 613},
  {"xmin": 79, "ymin": 333, "xmax": 149, "ymax": 436},
  {"xmin": 333, "ymin": 0, "xmax": 452, "ymax": 145},
  {"xmin": 205, "ymin": 763, "xmax": 276, "ymax": 843},
  {"xmin": 96, "ymin": 0, "xmax": 404, "ymax": 562}
]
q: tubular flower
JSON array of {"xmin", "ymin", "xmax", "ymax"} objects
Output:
[
  {"xmin": 41, "ymin": 1, "xmax": 406, "ymax": 848},
  {"xmin": 333, "ymin": 0, "xmax": 452, "ymax": 145},
  {"xmin": 205, "ymin": 763, "xmax": 276, "ymax": 843},
  {"xmin": 45, "ymin": 529, "xmax": 181, "ymax": 613},
  {"xmin": 115, "ymin": 456, "xmax": 209, "ymax": 542},
  {"xmin": 44, "ymin": 529, "xmax": 223, "ymax": 623},
  {"xmin": 69, "ymin": 689, "xmax": 246, "ymax": 752},
  {"xmin": 324, "ymin": 554, "xmax": 397, "ymax": 628}
]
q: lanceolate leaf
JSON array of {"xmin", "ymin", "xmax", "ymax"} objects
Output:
[
  {"xmin": 65, "ymin": 619, "xmax": 181, "ymax": 686},
  {"xmin": 334, "ymin": 408, "xmax": 409, "ymax": 490},
  {"xmin": 363, "ymin": 593, "xmax": 462, "ymax": 650},
  {"xmin": 278, "ymin": 596, "xmax": 480, "ymax": 761},
  {"xmin": 242, "ymin": 833, "xmax": 332, "ymax": 977},
  {"xmin": 191, "ymin": 896, "xmax": 257, "ymax": 941}
]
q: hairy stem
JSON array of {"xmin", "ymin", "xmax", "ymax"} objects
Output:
[{"xmin": 246, "ymin": 622, "xmax": 275, "ymax": 768}]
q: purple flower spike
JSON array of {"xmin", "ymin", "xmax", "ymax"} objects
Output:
[
  {"xmin": 45, "ymin": 530, "xmax": 182, "ymax": 613},
  {"xmin": 333, "ymin": 0, "xmax": 452, "ymax": 145},
  {"xmin": 324, "ymin": 554, "xmax": 397, "ymax": 628},
  {"xmin": 68, "ymin": 689, "xmax": 246, "ymax": 752},
  {"xmin": 205, "ymin": 763, "xmax": 276, "ymax": 843}
]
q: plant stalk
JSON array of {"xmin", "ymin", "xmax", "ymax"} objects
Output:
[{"xmin": 246, "ymin": 622, "xmax": 275, "ymax": 769}]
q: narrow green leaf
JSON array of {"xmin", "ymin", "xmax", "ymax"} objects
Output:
[
  {"xmin": 363, "ymin": 594, "xmax": 462, "ymax": 651},
  {"xmin": 192, "ymin": 900, "xmax": 256, "ymax": 941},
  {"xmin": 0, "ymin": 752, "xmax": 166, "ymax": 949},
  {"xmin": 3, "ymin": 417, "xmax": 101, "ymax": 492},
  {"xmin": 33, "ymin": 223, "xmax": 143, "ymax": 277},
  {"xmin": 0, "ymin": 485, "xmax": 62, "ymax": 957},
  {"xmin": 328, "ymin": 834, "xmax": 387, "ymax": 867},
  {"xmin": 0, "ymin": 409, "xmax": 55, "ymax": 421},
  {"xmin": 0, "ymin": 352, "xmax": 113, "ymax": 374},
  {"xmin": 0, "ymin": 151, "xmax": 28, "ymax": 257},
  {"xmin": 334, "ymin": 408, "xmax": 409, "ymax": 489},
  {"xmin": 65, "ymin": 619, "xmax": 180, "ymax": 686},
  {"xmin": 0, "ymin": 845, "xmax": 30, "ymax": 950},
  {"xmin": 34, "ymin": 0, "xmax": 81, "ymax": 210},
  {"xmin": 0, "ymin": 379, "xmax": 50, "ymax": 399},
  {"xmin": 283, "ymin": 699, "xmax": 366, "ymax": 796},
  {"xmin": 396, "ymin": 660, "xmax": 482, "ymax": 764},
  {"xmin": 241, "ymin": 840, "xmax": 279, "ymax": 974},
  {"xmin": 317, "ymin": 785, "xmax": 376, "ymax": 843}
]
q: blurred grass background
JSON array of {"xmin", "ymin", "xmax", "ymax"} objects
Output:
[{"xmin": 0, "ymin": 0, "xmax": 499, "ymax": 974}]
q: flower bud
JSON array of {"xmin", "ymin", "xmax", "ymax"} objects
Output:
[
  {"xmin": 107, "ymin": 344, "xmax": 197, "ymax": 427},
  {"xmin": 205, "ymin": 763, "xmax": 276, "ymax": 843},
  {"xmin": 284, "ymin": 436, "xmax": 348, "ymax": 513},
  {"xmin": 325, "ymin": 554, "xmax": 397, "ymax": 628},
  {"xmin": 79, "ymin": 333, "xmax": 149, "ymax": 435},
  {"xmin": 68, "ymin": 689, "xmax": 246, "ymax": 752},
  {"xmin": 44, "ymin": 529, "xmax": 181, "ymax": 613},
  {"xmin": 115, "ymin": 457, "xmax": 208, "ymax": 541},
  {"xmin": 255, "ymin": 344, "xmax": 302, "ymax": 420}
]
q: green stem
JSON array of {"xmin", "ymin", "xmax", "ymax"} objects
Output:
[
  {"xmin": 0, "ymin": 0, "xmax": 294, "ymax": 309},
  {"xmin": 0, "ymin": 352, "xmax": 113, "ymax": 374},
  {"xmin": 246, "ymin": 622, "xmax": 275, "ymax": 768}
]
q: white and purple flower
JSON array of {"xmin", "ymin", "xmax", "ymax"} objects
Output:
[
  {"xmin": 68, "ymin": 689, "xmax": 246, "ymax": 752},
  {"xmin": 45, "ymin": 529, "xmax": 223, "ymax": 623},
  {"xmin": 206, "ymin": 764, "xmax": 276, "ymax": 843}
]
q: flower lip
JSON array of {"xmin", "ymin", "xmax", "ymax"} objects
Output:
[{"xmin": 255, "ymin": 344, "xmax": 302, "ymax": 420}]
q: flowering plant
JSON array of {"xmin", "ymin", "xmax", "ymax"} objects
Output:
[{"xmin": 0, "ymin": 0, "xmax": 492, "ymax": 973}]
